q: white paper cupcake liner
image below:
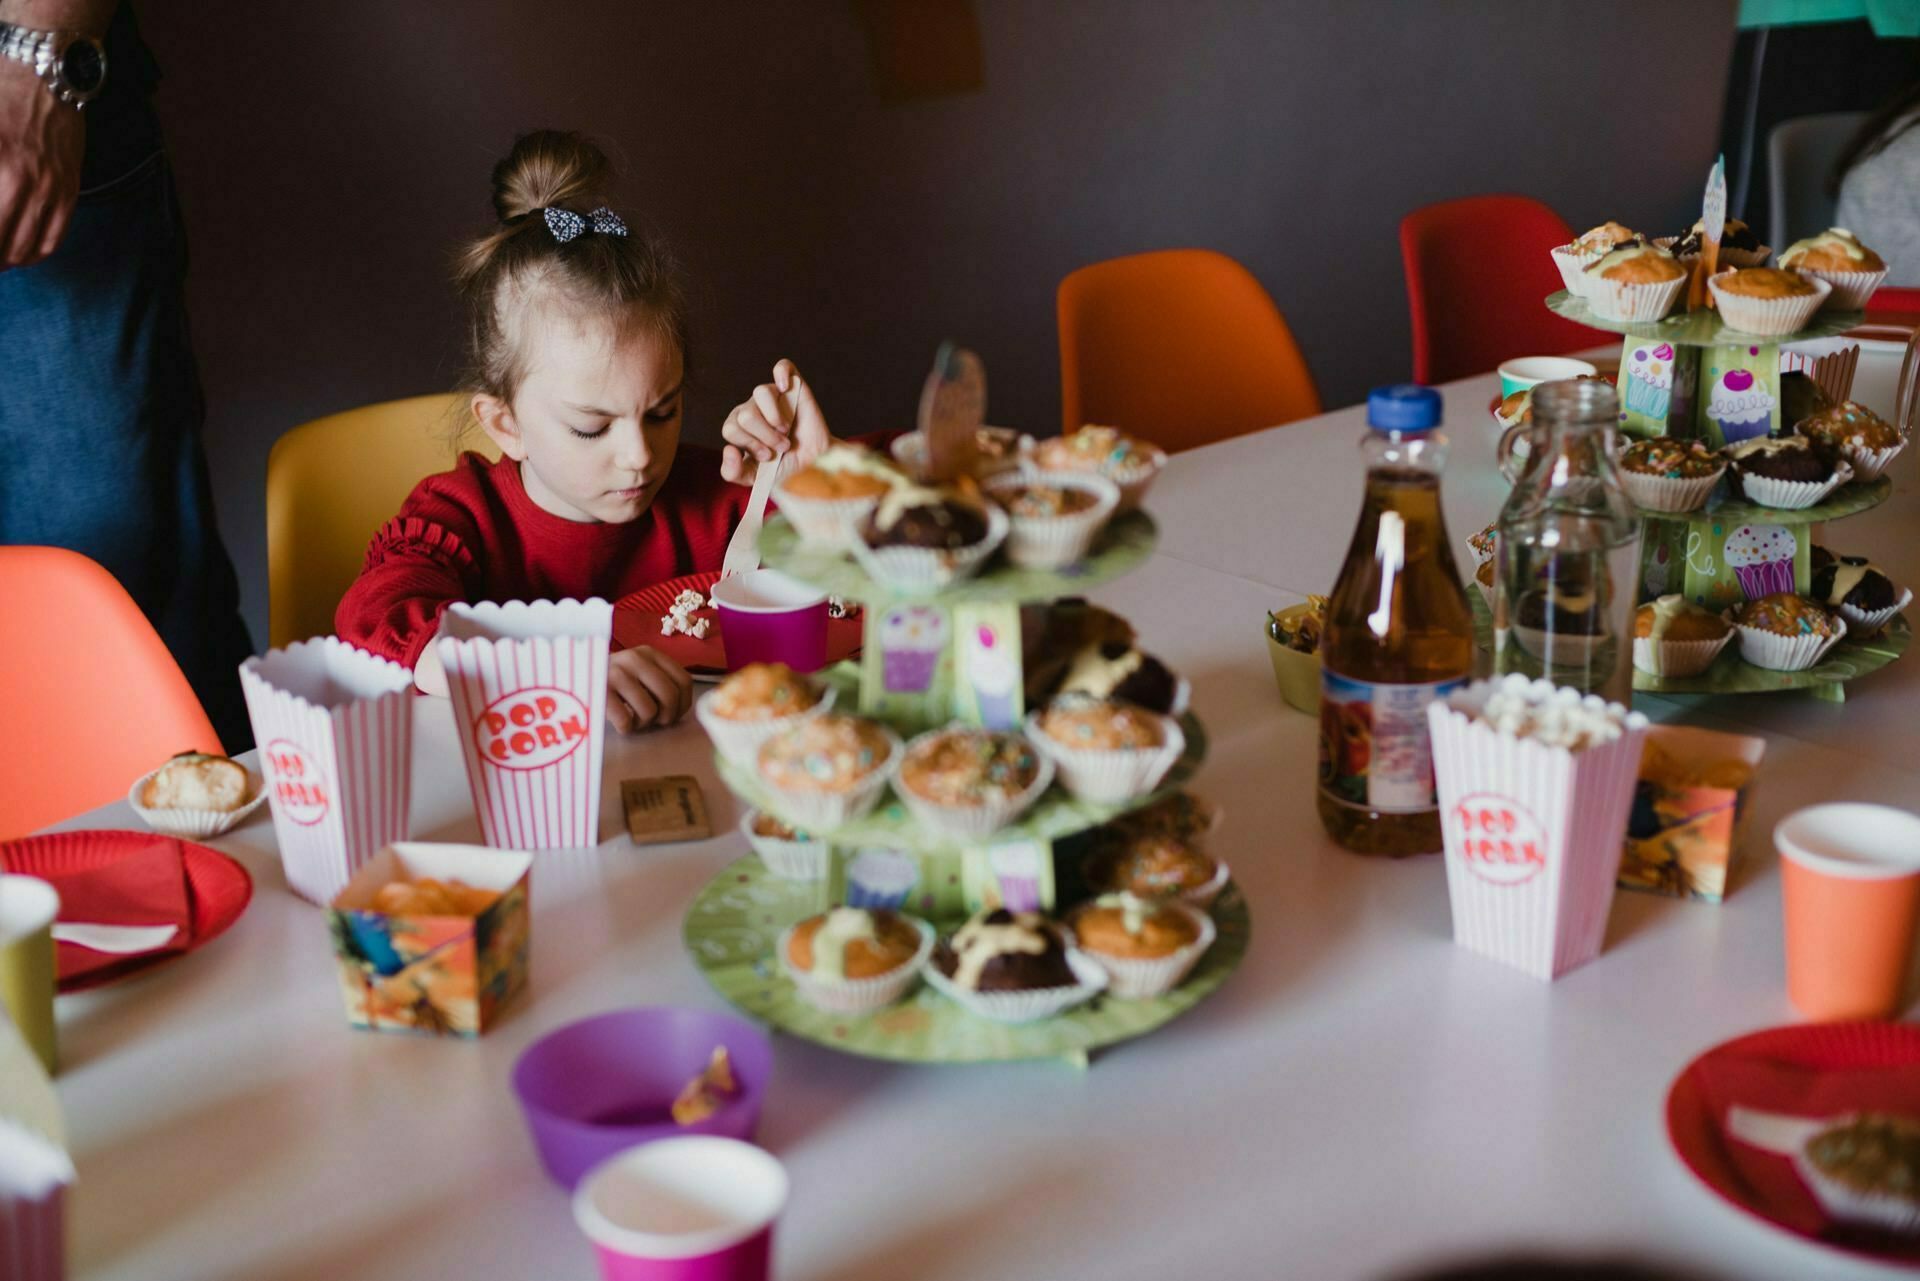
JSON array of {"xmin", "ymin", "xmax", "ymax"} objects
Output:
[
  {"xmin": 1708, "ymin": 271, "xmax": 1832, "ymax": 337},
  {"xmin": 1023, "ymin": 710, "xmax": 1185, "ymax": 805},
  {"xmin": 893, "ymin": 730, "xmax": 1055, "ymax": 839},
  {"xmin": 1632, "ymin": 631, "xmax": 1732, "ymax": 678},
  {"xmin": 1836, "ymin": 437, "xmax": 1905, "ymax": 483},
  {"xmin": 923, "ymin": 947, "xmax": 1108, "ymax": 1023},
  {"xmin": 1655, "ymin": 238, "xmax": 1772, "ymax": 269},
  {"xmin": 778, "ymin": 917, "xmax": 934, "ymax": 1015},
  {"xmin": 1551, "ymin": 245, "xmax": 1602, "ymax": 297},
  {"xmin": 1618, "ymin": 464, "xmax": 1725, "ymax": 514},
  {"xmin": 695, "ymin": 683, "xmax": 835, "ymax": 767},
  {"xmin": 1180, "ymin": 857, "xmax": 1231, "ymax": 909},
  {"xmin": 983, "ymin": 470, "xmax": 1121, "ymax": 570},
  {"xmin": 755, "ymin": 726, "xmax": 902, "ymax": 830},
  {"xmin": 1080, "ymin": 906, "xmax": 1216, "ymax": 999},
  {"xmin": 1734, "ymin": 458, "xmax": 1852, "ymax": 510},
  {"xmin": 739, "ymin": 809, "xmax": 828, "ymax": 880},
  {"xmin": 126, "ymin": 767, "xmax": 269, "ymax": 839},
  {"xmin": 889, "ymin": 429, "xmax": 1033, "ymax": 482},
  {"xmin": 1837, "ymin": 588, "xmax": 1911, "ymax": 639},
  {"xmin": 1731, "ymin": 614, "xmax": 1848, "ymax": 671},
  {"xmin": 849, "ymin": 504, "xmax": 1009, "ymax": 594},
  {"xmin": 771, "ymin": 481, "xmax": 883, "ymax": 550},
  {"xmin": 1586, "ymin": 272, "xmax": 1687, "ymax": 323},
  {"xmin": 1427, "ymin": 679, "xmax": 1649, "ymax": 981},
  {"xmin": 1104, "ymin": 447, "xmax": 1167, "ymax": 512},
  {"xmin": 1791, "ymin": 265, "xmax": 1886, "ymax": 310}
]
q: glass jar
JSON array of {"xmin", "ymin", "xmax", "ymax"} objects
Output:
[{"xmin": 1492, "ymin": 378, "xmax": 1641, "ymax": 706}]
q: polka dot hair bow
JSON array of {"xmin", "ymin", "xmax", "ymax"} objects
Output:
[{"xmin": 539, "ymin": 206, "xmax": 630, "ymax": 243}]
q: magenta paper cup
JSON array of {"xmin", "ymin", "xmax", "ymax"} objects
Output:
[
  {"xmin": 710, "ymin": 570, "xmax": 828, "ymax": 674},
  {"xmin": 239, "ymin": 637, "xmax": 415, "ymax": 904},
  {"xmin": 513, "ymin": 1007, "xmax": 772, "ymax": 1191},
  {"xmin": 0, "ymin": 1126, "xmax": 70, "ymax": 1281},
  {"xmin": 438, "ymin": 598, "xmax": 612, "ymax": 851},
  {"xmin": 573, "ymin": 1137, "xmax": 788, "ymax": 1281}
]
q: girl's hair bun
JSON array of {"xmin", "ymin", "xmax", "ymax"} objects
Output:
[{"xmin": 491, "ymin": 129, "xmax": 610, "ymax": 223}]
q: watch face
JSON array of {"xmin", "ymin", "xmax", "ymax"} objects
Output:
[{"xmin": 61, "ymin": 41, "xmax": 104, "ymax": 95}]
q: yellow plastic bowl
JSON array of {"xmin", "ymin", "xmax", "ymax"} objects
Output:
[{"xmin": 1265, "ymin": 606, "xmax": 1321, "ymax": 716}]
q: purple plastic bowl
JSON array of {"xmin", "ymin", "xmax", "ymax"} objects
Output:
[{"xmin": 512, "ymin": 1007, "xmax": 773, "ymax": 1191}]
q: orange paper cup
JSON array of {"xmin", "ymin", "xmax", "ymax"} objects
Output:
[{"xmin": 1775, "ymin": 804, "xmax": 1920, "ymax": 1021}]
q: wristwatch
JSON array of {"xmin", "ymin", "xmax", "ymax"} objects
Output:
[{"xmin": 0, "ymin": 22, "xmax": 107, "ymax": 108}]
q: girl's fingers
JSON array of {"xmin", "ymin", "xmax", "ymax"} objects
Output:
[
  {"xmin": 723, "ymin": 404, "xmax": 785, "ymax": 460},
  {"xmin": 750, "ymin": 383, "xmax": 794, "ymax": 436},
  {"xmin": 608, "ymin": 663, "xmax": 660, "ymax": 731},
  {"xmin": 631, "ymin": 654, "xmax": 690, "ymax": 725},
  {"xmin": 773, "ymin": 358, "xmax": 798, "ymax": 393},
  {"xmin": 721, "ymin": 444, "xmax": 753, "ymax": 485}
]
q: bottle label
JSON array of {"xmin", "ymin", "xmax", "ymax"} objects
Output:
[{"xmin": 1317, "ymin": 672, "xmax": 1465, "ymax": 815}]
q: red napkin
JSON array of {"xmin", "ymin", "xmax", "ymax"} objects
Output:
[
  {"xmin": 1682, "ymin": 1022, "xmax": 1920, "ymax": 1256},
  {"xmin": 0, "ymin": 831, "xmax": 194, "ymax": 986}
]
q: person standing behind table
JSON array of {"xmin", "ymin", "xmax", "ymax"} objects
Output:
[
  {"xmin": 0, "ymin": 0, "xmax": 255, "ymax": 748},
  {"xmin": 1833, "ymin": 80, "xmax": 1920, "ymax": 287}
]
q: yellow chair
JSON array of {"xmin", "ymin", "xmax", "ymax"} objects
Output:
[{"xmin": 266, "ymin": 393, "xmax": 499, "ymax": 649}]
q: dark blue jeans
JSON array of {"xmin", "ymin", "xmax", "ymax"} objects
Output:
[{"xmin": 0, "ymin": 147, "xmax": 255, "ymax": 750}]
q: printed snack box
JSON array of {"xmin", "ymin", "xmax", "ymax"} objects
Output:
[
  {"xmin": 1618, "ymin": 725, "xmax": 1767, "ymax": 902},
  {"xmin": 327, "ymin": 842, "xmax": 532, "ymax": 1038}
]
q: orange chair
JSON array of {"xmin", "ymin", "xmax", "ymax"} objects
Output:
[
  {"xmin": 1057, "ymin": 248, "xmax": 1322, "ymax": 452},
  {"xmin": 0, "ymin": 546, "xmax": 222, "ymax": 838},
  {"xmin": 1399, "ymin": 194, "xmax": 1605, "ymax": 385}
]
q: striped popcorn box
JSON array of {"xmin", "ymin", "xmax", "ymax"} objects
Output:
[
  {"xmin": 1779, "ymin": 337, "xmax": 1861, "ymax": 405},
  {"xmin": 438, "ymin": 599, "xmax": 612, "ymax": 851},
  {"xmin": 0, "ymin": 1141, "xmax": 68, "ymax": 1281},
  {"xmin": 240, "ymin": 638, "xmax": 415, "ymax": 905},
  {"xmin": 1427, "ymin": 677, "xmax": 1649, "ymax": 981}
]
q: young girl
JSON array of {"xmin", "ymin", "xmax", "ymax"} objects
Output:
[{"xmin": 335, "ymin": 130, "xmax": 835, "ymax": 732}]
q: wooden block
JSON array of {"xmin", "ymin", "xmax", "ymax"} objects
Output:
[{"xmin": 621, "ymin": 776, "xmax": 712, "ymax": 846}]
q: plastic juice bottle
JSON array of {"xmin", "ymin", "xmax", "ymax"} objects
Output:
[{"xmin": 1317, "ymin": 385, "xmax": 1474, "ymax": 857}]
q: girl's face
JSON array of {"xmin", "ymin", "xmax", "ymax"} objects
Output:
[{"xmin": 476, "ymin": 311, "xmax": 684, "ymax": 524}]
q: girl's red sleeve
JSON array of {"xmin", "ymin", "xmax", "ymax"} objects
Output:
[{"xmin": 334, "ymin": 467, "xmax": 490, "ymax": 669}]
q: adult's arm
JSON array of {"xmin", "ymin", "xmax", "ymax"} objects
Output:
[{"xmin": 0, "ymin": 0, "xmax": 114, "ymax": 268}]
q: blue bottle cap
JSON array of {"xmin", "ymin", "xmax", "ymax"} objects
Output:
[{"xmin": 1367, "ymin": 384, "xmax": 1443, "ymax": 433}]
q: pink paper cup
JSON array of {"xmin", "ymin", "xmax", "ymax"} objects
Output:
[
  {"xmin": 710, "ymin": 570, "xmax": 829, "ymax": 674},
  {"xmin": 574, "ymin": 1137, "xmax": 788, "ymax": 1281}
]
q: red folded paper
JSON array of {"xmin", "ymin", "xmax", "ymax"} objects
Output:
[
  {"xmin": 0, "ymin": 831, "xmax": 192, "ymax": 986},
  {"xmin": 1669, "ymin": 1021, "xmax": 1920, "ymax": 1262}
]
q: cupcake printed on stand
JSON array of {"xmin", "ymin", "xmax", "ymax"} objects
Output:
[
  {"xmin": 1700, "ymin": 349, "xmax": 1778, "ymax": 447},
  {"xmin": 878, "ymin": 605, "xmax": 949, "ymax": 695},
  {"xmin": 961, "ymin": 618, "xmax": 1022, "ymax": 730},
  {"xmin": 1623, "ymin": 343, "xmax": 1675, "ymax": 421},
  {"xmin": 1723, "ymin": 524, "xmax": 1798, "ymax": 600}
]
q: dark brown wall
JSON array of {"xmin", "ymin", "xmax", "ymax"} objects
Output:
[{"xmin": 139, "ymin": 1, "xmax": 1736, "ymax": 645}]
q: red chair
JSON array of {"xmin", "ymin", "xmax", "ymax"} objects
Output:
[
  {"xmin": 1057, "ymin": 248, "xmax": 1321, "ymax": 452},
  {"xmin": 1399, "ymin": 195, "xmax": 1607, "ymax": 384},
  {"xmin": 0, "ymin": 546, "xmax": 222, "ymax": 837},
  {"xmin": 1866, "ymin": 285, "xmax": 1920, "ymax": 317}
]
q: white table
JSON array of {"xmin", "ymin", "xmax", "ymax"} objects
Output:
[{"xmin": 47, "ymin": 353, "xmax": 1920, "ymax": 1281}]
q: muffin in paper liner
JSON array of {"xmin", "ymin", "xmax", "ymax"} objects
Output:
[
  {"xmin": 1178, "ymin": 857, "xmax": 1232, "ymax": 909},
  {"xmin": 127, "ymin": 767, "xmax": 269, "ymax": 839},
  {"xmin": 849, "ymin": 503, "xmax": 1009, "ymax": 594},
  {"xmin": 1729, "ymin": 611, "xmax": 1848, "ymax": 671},
  {"xmin": 1837, "ymin": 587, "xmax": 1912, "ymax": 639},
  {"xmin": 889, "ymin": 428, "xmax": 1033, "ymax": 482},
  {"xmin": 1708, "ymin": 271, "xmax": 1832, "ymax": 337},
  {"xmin": 1632, "ymin": 632, "xmax": 1732, "ymax": 678},
  {"xmin": 770, "ymin": 480, "xmax": 882, "ymax": 550},
  {"xmin": 1834, "ymin": 436, "xmax": 1906, "ymax": 483},
  {"xmin": 739, "ymin": 809, "xmax": 827, "ymax": 881},
  {"xmin": 1654, "ymin": 236, "xmax": 1772, "ymax": 268},
  {"xmin": 923, "ymin": 946, "xmax": 1108, "ymax": 1024},
  {"xmin": 1551, "ymin": 244, "xmax": 1603, "ymax": 297},
  {"xmin": 1793, "ymin": 1119, "xmax": 1920, "ymax": 1236},
  {"xmin": 1734, "ymin": 458, "xmax": 1853, "ymax": 511},
  {"xmin": 1103, "ymin": 446, "xmax": 1167, "ymax": 512},
  {"xmin": 1792, "ymin": 265, "xmax": 1887, "ymax": 311},
  {"xmin": 892, "ymin": 728, "xmax": 1056, "ymax": 839},
  {"xmin": 778, "ymin": 916, "xmax": 935, "ymax": 1016},
  {"xmin": 1586, "ymin": 272, "xmax": 1687, "ymax": 323},
  {"xmin": 754, "ymin": 723, "xmax": 902, "ymax": 830},
  {"xmin": 1077, "ymin": 904, "xmax": 1217, "ymax": 1000},
  {"xmin": 695, "ymin": 681, "xmax": 836, "ymax": 767},
  {"xmin": 1617, "ymin": 464, "xmax": 1725, "ymax": 514},
  {"xmin": 1023, "ymin": 709, "xmax": 1186, "ymax": 805},
  {"xmin": 982, "ymin": 470, "xmax": 1121, "ymax": 571}
]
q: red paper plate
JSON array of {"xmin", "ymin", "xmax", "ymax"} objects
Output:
[
  {"xmin": 612, "ymin": 571, "xmax": 863, "ymax": 677},
  {"xmin": 1665, "ymin": 1021, "xmax": 1920, "ymax": 1264},
  {"xmin": 0, "ymin": 830, "xmax": 253, "ymax": 993}
]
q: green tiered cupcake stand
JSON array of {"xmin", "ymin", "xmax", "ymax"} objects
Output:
[
  {"xmin": 1529, "ymin": 290, "xmax": 1911, "ymax": 702},
  {"xmin": 683, "ymin": 510, "xmax": 1249, "ymax": 1066}
]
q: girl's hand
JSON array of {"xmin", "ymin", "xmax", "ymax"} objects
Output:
[
  {"xmin": 721, "ymin": 359, "xmax": 834, "ymax": 486},
  {"xmin": 607, "ymin": 646, "xmax": 694, "ymax": 733}
]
